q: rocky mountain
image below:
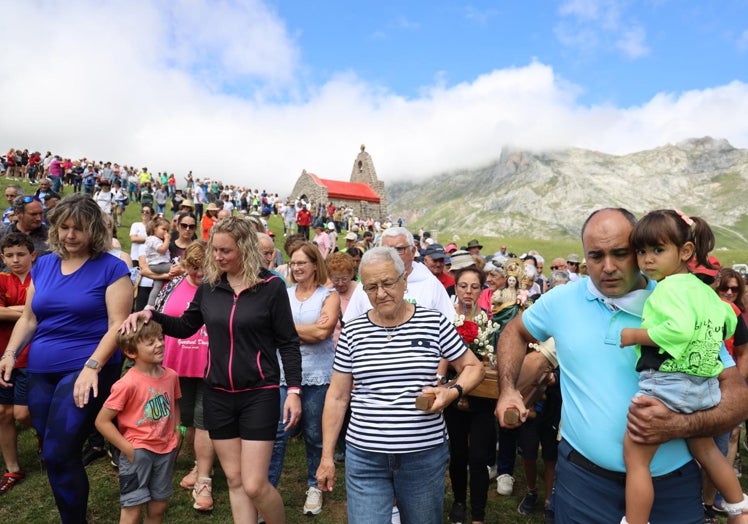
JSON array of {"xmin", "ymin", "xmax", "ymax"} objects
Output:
[{"xmin": 386, "ymin": 137, "xmax": 748, "ymax": 247}]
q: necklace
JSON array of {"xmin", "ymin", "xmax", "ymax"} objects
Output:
[{"xmin": 384, "ymin": 324, "xmax": 398, "ymax": 341}]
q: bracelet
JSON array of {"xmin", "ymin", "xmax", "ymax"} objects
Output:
[
  {"xmin": 287, "ymin": 387, "xmax": 301, "ymax": 395},
  {"xmin": 0, "ymin": 353, "xmax": 15, "ymax": 360},
  {"xmin": 176, "ymin": 425, "xmax": 187, "ymax": 437},
  {"xmin": 449, "ymin": 383, "xmax": 464, "ymax": 400}
]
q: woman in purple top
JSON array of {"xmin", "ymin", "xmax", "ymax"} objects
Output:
[{"xmin": 0, "ymin": 193, "xmax": 132, "ymax": 523}]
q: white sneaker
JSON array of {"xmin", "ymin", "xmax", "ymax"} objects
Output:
[
  {"xmin": 487, "ymin": 465, "xmax": 498, "ymax": 480},
  {"xmin": 303, "ymin": 486, "xmax": 323, "ymax": 515},
  {"xmin": 391, "ymin": 504, "xmax": 401, "ymax": 524},
  {"xmin": 496, "ymin": 473, "xmax": 514, "ymax": 495}
]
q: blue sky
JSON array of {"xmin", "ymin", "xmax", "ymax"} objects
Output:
[{"xmin": 2, "ymin": 0, "xmax": 747, "ymax": 193}]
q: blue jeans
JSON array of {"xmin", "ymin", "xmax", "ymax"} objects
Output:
[
  {"xmin": 50, "ymin": 175, "xmax": 62, "ymax": 193},
  {"xmin": 300, "ymin": 384, "xmax": 327, "ymax": 486},
  {"xmin": 268, "ymin": 384, "xmax": 327, "ymax": 487},
  {"xmin": 345, "ymin": 442, "xmax": 449, "ymax": 524},
  {"xmin": 555, "ymin": 439, "xmax": 703, "ymax": 524},
  {"xmin": 268, "ymin": 386, "xmax": 290, "ymax": 487}
]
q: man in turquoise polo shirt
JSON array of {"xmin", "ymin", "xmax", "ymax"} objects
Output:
[{"xmin": 496, "ymin": 208, "xmax": 748, "ymax": 524}]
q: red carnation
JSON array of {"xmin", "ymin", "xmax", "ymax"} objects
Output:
[{"xmin": 456, "ymin": 320, "xmax": 479, "ymax": 345}]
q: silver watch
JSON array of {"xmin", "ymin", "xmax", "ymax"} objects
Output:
[{"xmin": 84, "ymin": 358, "xmax": 100, "ymax": 370}]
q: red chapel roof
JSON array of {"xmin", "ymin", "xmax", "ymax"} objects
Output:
[{"xmin": 308, "ymin": 174, "xmax": 380, "ymax": 203}]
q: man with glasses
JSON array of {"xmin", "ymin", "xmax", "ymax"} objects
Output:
[
  {"xmin": 343, "ymin": 227, "xmax": 453, "ymax": 323},
  {"xmin": 0, "ymin": 196, "xmax": 49, "ymax": 271},
  {"xmin": 2, "ymin": 185, "xmax": 23, "ymax": 226}
]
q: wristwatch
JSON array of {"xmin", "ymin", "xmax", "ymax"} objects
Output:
[
  {"xmin": 449, "ymin": 383, "xmax": 464, "ymax": 400},
  {"xmin": 84, "ymin": 358, "xmax": 100, "ymax": 370},
  {"xmin": 436, "ymin": 374, "xmax": 449, "ymax": 385}
]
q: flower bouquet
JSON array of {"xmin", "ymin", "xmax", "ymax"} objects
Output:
[{"xmin": 454, "ymin": 311, "xmax": 501, "ymax": 399}]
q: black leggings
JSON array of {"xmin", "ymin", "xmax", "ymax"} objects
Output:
[{"xmin": 445, "ymin": 397, "xmax": 497, "ymax": 521}]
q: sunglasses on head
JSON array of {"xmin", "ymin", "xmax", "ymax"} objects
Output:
[{"xmin": 20, "ymin": 196, "xmax": 40, "ymax": 204}]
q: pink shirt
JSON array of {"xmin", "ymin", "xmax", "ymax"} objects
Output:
[
  {"xmin": 104, "ymin": 367, "xmax": 181, "ymax": 454},
  {"xmin": 162, "ymin": 278, "xmax": 209, "ymax": 377}
]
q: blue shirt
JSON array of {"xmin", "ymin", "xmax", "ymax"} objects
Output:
[
  {"xmin": 29, "ymin": 253, "xmax": 129, "ymax": 373},
  {"xmin": 522, "ymin": 277, "xmax": 734, "ymax": 475}
]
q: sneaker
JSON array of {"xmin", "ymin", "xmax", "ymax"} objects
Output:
[
  {"xmin": 496, "ymin": 473, "xmax": 514, "ymax": 496},
  {"xmin": 180, "ymin": 463, "xmax": 198, "ymax": 490},
  {"xmin": 107, "ymin": 444, "xmax": 120, "ymax": 469},
  {"xmin": 712, "ymin": 496, "xmax": 727, "ymax": 514},
  {"xmin": 192, "ymin": 477, "xmax": 214, "ymax": 511},
  {"xmin": 82, "ymin": 445, "xmax": 106, "ymax": 467},
  {"xmin": 0, "ymin": 470, "xmax": 25, "ymax": 495},
  {"xmin": 303, "ymin": 486, "xmax": 323, "ymax": 515},
  {"xmin": 449, "ymin": 501, "xmax": 466, "ymax": 524},
  {"xmin": 518, "ymin": 490, "xmax": 538, "ymax": 515},
  {"xmin": 544, "ymin": 507, "xmax": 556, "ymax": 524},
  {"xmin": 487, "ymin": 464, "xmax": 498, "ymax": 480},
  {"xmin": 703, "ymin": 504, "xmax": 719, "ymax": 524},
  {"xmin": 391, "ymin": 505, "xmax": 401, "ymax": 524}
]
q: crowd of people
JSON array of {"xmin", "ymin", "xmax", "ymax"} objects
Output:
[{"xmin": 1, "ymin": 153, "xmax": 748, "ymax": 523}]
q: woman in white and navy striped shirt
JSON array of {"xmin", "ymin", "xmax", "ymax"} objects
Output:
[{"xmin": 316, "ymin": 246, "xmax": 485, "ymax": 524}]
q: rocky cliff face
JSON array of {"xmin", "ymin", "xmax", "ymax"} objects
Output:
[{"xmin": 387, "ymin": 137, "xmax": 748, "ymax": 246}]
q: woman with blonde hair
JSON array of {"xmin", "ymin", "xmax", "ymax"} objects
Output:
[{"xmin": 122, "ymin": 217, "xmax": 301, "ymax": 524}]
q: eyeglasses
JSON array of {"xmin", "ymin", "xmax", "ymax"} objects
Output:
[
  {"xmin": 719, "ymin": 286, "xmax": 740, "ymax": 293},
  {"xmin": 5, "ymin": 194, "xmax": 17, "ymax": 199},
  {"xmin": 457, "ymin": 283, "xmax": 482, "ymax": 291},
  {"xmin": 550, "ymin": 265, "xmax": 564, "ymax": 270},
  {"xmin": 363, "ymin": 273, "xmax": 405, "ymax": 294},
  {"xmin": 179, "ymin": 223, "xmax": 196, "ymax": 230},
  {"xmin": 289, "ymin": 261, "xmax": 310, "ymax": 267},
  {"xmin": 142, "ymin": 210, "xmax": 152, "ymax": 215},
  {"xmin": 331, "ymin": 276, "xmax": 352, "ymax": 284},
  {"xmin": 390, "ymin": 245, "xmax": 412, "ymax": 254},
  {"xmin": 567, "ymin": 261, "xmax": 579, "ymax": 266}
]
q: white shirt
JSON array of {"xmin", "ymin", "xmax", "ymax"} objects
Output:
[{"xmin": 343, "ymin": 261, "xmax": 454, "ymax": 323}]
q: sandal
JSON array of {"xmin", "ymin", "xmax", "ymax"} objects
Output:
[
  {"xmin": 192, "ymin": 477, "xmax": 213, "ymax": 512},
  {"xmin": 0, "ymin": 470, "xmax": 25, "ymax": 495},
  {"xmin": 179, "ymin": 463, "xmax": 198, "ymax": 489}
]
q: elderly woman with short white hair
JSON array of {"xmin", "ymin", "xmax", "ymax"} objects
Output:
[{"xmin": 316, "ymin": 246, "xmax": 484, "ymax": 524}]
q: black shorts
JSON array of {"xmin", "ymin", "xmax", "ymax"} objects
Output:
[{"xmin": 204, "ymin": 387, "xmax": 279, "ymax": 441}]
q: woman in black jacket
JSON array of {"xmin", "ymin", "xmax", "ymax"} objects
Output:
[{"xmin": 123, "ymin": 216, "xmax": 302, "ymax": 524}]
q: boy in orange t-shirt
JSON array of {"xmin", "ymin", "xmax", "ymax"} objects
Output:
[
  {"xmin": 0, "ymin": 232, "xmax": 35, "ymax": 494},
  {"xmin": 96, "ymin": 319, "xmax": 181, "ymax": 523}
]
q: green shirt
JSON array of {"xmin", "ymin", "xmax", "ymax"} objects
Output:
[{"xmin": 639, "ymin": 272, "xmax": 736, "ymax": 377}]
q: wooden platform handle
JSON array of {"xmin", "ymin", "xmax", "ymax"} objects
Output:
[
  {"xmin": 415, "ymin": 393, "xmax": 436, "ymax": 411},
  {"xmin": 503, "ymin": 407, "xmax": 520, "ymax": 425}
]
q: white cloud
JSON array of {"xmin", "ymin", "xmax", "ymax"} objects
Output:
[
  {"xmin": 556, "ymin": 0, "xmax": 648, "ymax": 59},
  {"xmin": 616, "ymin": 26, "xmax": 650, "ymax": 58},
  {"xmin": 2, "ymin": 2, "xmax": 748, "ymax": 195}
]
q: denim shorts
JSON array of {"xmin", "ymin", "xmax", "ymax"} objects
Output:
[
  {"xmin": 0, "ymin": 368, "xmax": 28, "ymax": 406},
  {"xmin": 119, "ymin": 448, "xmax": 177, "ymax": 507},
  {"xmin": 637, "ymin": 369, "xmax": 720, "ymax": 413}
]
